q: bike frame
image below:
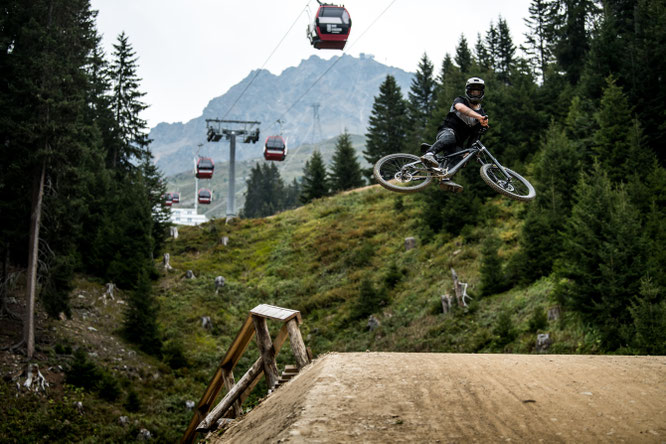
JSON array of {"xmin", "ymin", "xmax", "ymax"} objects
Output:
[
  {"xmin": 437, "ymin": 140, "xmax": 513, "ymax": 181},
  {"xmin": 398, "ymin": 130, "xmax": 515, "ymax": 183}
]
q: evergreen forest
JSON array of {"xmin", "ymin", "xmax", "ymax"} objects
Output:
[{"xmin": 1, "ymin": 0, "xmax": 665, "ymax": 442}]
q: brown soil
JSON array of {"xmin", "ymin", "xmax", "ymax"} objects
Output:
[{"xmin": 208, "ymin": 352, "xmax": 666, "ymax": 443}]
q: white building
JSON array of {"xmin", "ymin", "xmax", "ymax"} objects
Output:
[{"xmin": 170, "ymin": 207, "xmax": 208, "ymax": 226}]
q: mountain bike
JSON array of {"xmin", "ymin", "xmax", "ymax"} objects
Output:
[{"xmin": 372, "ymin": 129, "xmax": 536, "ymax": 202}]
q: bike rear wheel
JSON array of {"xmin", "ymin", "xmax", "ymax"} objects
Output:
[
  {"xmin": 480, "ymin": 164, "xmax": 536, "ymax": 201},
  {"xmin": 373, "ymin": 153, "xmax": 433, "ymax": 193}
]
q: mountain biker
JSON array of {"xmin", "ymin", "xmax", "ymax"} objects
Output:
[{"xmin": 421, "ymin": 77, "xmax": 489, "ymax": 192}]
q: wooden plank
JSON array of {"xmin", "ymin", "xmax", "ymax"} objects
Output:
[
  {"xmin": 252, "ymin": 315, "xmax": 280, "ymax": 390},
  {"xmin": 250, "ymin": 304, "xmax": 301, "ymax": 323},
  {"xmin": 220, "ymin": 315, "xmax": 255, "ymax": 369},
  {"xmin": 212, "ymin": 325, "xmax": 291, "ymax": 424},
  {"xmin": 196, "ymin": 357, "xmax": 265, "ymax": 432},
  {"xmin": 286, "ymin": 318, "xmax": 310, "ymax": 369},
  {"xmin": 182, "ymin": 315, "xmax": 254, "ymax": 444}
]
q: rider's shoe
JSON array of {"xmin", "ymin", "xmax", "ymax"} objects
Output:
[
  {"xmin": 421, "ymin": 153, "xmax": 439, "ymax": 168},
  {"xmin": 439, "ymin": 179, "xmax": 463, "ymax": 193},
  {"xmin": 420, "ymin": 143, "xmax": 432, "ymax": 154}
]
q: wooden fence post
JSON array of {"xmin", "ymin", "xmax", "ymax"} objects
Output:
[
  {"xmin": 223, "ymin": 370, "xmax": 242, "ymax": 417},
  {"xmin": 252, "ymin": 315, "xmax": 280, "ymax": 390},
  {"xmin": 286, "ymin": 318, "xmax": 310, "ymax": 369}
]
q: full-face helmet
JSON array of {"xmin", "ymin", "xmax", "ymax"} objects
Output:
[{"xmin": 465, "ymin": 77, "xmax": 485, "ymax": 103}]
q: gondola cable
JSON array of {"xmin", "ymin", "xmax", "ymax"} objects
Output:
[
  {"xmin": 272, "ymin": 0, "xmax": 399, "ymax": 131},
  {"xmin": 220, "ymin": 2, "xmax": 312, "ymax": 120},
  {"xmin": 277, "ymin": 0, "xmax": 399, "ymax": 167}
]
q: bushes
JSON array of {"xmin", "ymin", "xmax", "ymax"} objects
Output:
[
  {"xmin": 353, "ymin": 278, "xmax": 388, "ymax": 320},
  {"xmin": 492, "ymin": 308, "xmax": 517, "ymax": 348},
  {"xmin": 66, "ymin": 349, "xmax": 120, "ymax": 402}
]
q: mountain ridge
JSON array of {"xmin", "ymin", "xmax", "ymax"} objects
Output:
[{"xmin": 149, "ymin": 54, "xmax": 414, "ymax": 177}]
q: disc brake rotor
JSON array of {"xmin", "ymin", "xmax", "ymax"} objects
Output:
[{"xmin": 395, "ymin": 170, "xmax": 413, "ymax": 183}]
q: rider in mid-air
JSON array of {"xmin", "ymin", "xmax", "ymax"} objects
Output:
[{"xmin": 421, "ymin": 77, "xmax": 489, "ymax": 192}]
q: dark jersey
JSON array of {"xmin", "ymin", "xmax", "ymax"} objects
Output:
[{"xmin": 438, "ymin": 96, "xmax": 486, "ymax": 146}]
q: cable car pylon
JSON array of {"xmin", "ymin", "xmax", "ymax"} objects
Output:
[{"xmin": 205, "ymin": 119, "xmax": 261, "ymax": 221}]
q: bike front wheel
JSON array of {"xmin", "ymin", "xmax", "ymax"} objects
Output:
[
  {"xmin": 373, "ymin": 153, "xmax": 433, "ymax": 193},
  {"xmin": 480, "ymin": 164, "xmax": 536, "ymax": 201}
]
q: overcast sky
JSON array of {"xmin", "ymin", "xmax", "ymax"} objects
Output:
[{"xmin": 91, "ymin": 0, "xmax": 533, "ymax": 129}]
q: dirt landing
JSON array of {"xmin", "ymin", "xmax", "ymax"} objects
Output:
[{"xmin": 207, "ymin": 352, "xmax": 666, "ymax": 443}]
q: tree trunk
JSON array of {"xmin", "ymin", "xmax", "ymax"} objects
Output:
[{"xmin": 24, "ymin": 160, "xmax": 46, "ymax": 359}]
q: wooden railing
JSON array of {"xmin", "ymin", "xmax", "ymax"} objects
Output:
[{"xmin": 181, "ymin": 304, "xmax": 310, "ymax": 444}]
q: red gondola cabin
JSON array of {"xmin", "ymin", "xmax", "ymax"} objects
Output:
[
  {"xmin": 198, "ymin": 188, "xmax": 212, "ymax": 205},
  {"xmin": 164, "ymin": 193, "xmax": 173, "ymax": 206},
  {"xmin": 196, "ymin": 157, "xmax": 214, "ymax": 179},
  {"xmin": 171, "ymin": 192, "xmax": 180, "ymax": 203},
  {"xmin": 264, "ymin": 135, "xmax": 287, "ymax": 161},
  {"xmin": 307, "ymin": 4, "xmax": 351, "ymax": 50}
]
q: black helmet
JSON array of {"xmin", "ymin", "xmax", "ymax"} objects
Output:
[{"xmin": 465, "ymin": 77, "xmax": 485, "ymax": 103}]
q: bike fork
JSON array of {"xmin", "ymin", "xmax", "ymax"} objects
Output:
[{"xmin": 478, "ymin": 146, "xmax": 512, "ymax": 181}]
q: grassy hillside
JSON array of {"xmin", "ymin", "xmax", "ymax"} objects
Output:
[
  {"xmin": 162, "ymin": 184, "xmax": 593, "ymax": 358},
  {"xmin": 2, "ymin": 183, "xmax": 599, "ymax": 443}
]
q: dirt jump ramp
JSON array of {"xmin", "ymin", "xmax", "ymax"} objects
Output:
[{"xmin": 207, "ymin": 352, "xmax": 666, "ymax": 443}]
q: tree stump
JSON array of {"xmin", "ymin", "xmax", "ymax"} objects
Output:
[
  {"xmin": 170, "ymin": 226, "xmax": 179, "ymax": 239},
  {"xmin": 214, "ymin": 276, "xmax": 225, "ymax": 294},
  {"xmin": 548, "ymin": 306, "xmax": 561, "ymax": 321},
  {"xmin": 201, "ymin": 316, "xmax": 212, "ymax": 330},
  {"xmin": 441, "ymin": 294, "xmax": 454, "ymax": 315},
  {"xmin": 405, "ymin": 237, "xmax": 417, "ymax": 251},
  {"xmin": 367, "ymin": 315, "xmax": 380, "ymax": 331},
  {"xmin": 163, "ymin": 253, "xmax": 173, "ymax": 272},
  {"xmin": 451, "ymin": 268, "xmax": 471, "ymax": 307},
  {"xmin": 220, "ymin": 236, "xmax": 229, "ymax": 246},
  {"xmin": 101, "ymin": 283, "xmax": 115, "ymax": 305},
  {"xmin": 536, "ymin": 333, "xmax": 552, "ymax": 352},
  {"xmin": 185, "ymin": 270, "xmax": 196, "ymax": 279}
]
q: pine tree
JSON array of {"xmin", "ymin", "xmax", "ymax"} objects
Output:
[
  {"xmin": 109, "ymin": 32, "xmax": 151, "ymax": 169},
  {"xmin": 556, "ymin": 164, "xmax": 647, "ymax": 349},
  {"xmin": 425, "ymin": 54, "xmax": 463, "ymax": 140},
  {"xmin": 0, "ymin": 0, "xmax": 99, "ymax": 356},
  {"xmin": 522, "ymin": 0, "xmax": 557, "ymax": 82},
  {"xmin": 454, "ymin": 34, "xmax": 473, "ymax": 74},
  {"xmin": 284, "ymin": 178, "xmax": 302, "ymax": 210},
  {"xmin": 551, "ymin": 0, "xmax": 600, "ymax": 84},
  {"xmin": 628, "ymin": 278, "xmax": 666, "ymax": 355},
  {"xmin": 140, "ymin": 157, "xmax": 170, "ymax": 256},
  {"xmin": 362, "ymin": 75, "xmax": 408, "ymax": 179},
  {"xmin": 485, "ymin": 22, "xmax": 500, "ymax": 73},
  {"xmin": 300, "ymin": 150, "xmax": 329, "ymax": 204},
  {"xmin": 593, "ymin": 77, "xmax": 633, "ymax": 182},
  {"xmin": 496, "ymin": 17, "xmax": 516, "ymax": 83},
  {"xmin": 513, "ymin": 124, "xmax": 579, "ymax": 283},
  {"xmin": 329, "ymin": 130, "xmax": 365, "ymax": 193},
  {"xmin": 243, "ymin": 162, "xmax": 287, "ymax": 218},
  {"xmin": 480, "ymin": 233, "xmax": 508, "ymax": 296},
  {"xmin": 475, "ymin": 33, "xmax": 492, "ymax": 72},
  {"xmin": 406, "ymin": 53, "xmax": 436, "ymax": 151},
  {"xmin": 123, "ymin": 268, "xmax": 161, "ymax": 355}
]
